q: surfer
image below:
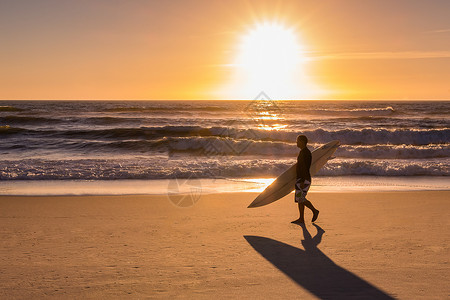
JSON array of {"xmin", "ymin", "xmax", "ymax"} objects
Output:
[{"xmin": 292, "ymin": 135, "xmax": 319, "ymax": 224}]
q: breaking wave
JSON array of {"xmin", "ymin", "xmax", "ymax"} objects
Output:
[
  {"xmin": 0, "ymin": 158, "xmax": 448, "ymax": 180},
  {"xmin": 1, "ymin": 126, "xmax": 449, "ymax": 146}
]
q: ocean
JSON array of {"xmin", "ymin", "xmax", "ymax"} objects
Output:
[{"xmin": 0, "ymin": 100, "xmax": 449, "ymax": 195}]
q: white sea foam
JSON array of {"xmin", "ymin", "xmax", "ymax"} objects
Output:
[{"xmin": 1, "ymin": 157, "xmax": 448, "ymax": 180}]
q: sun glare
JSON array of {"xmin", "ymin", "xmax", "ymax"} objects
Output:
[
  {"xmin": 237, "ymin": 22, "xmax": 301, "ymax": 77},
  {"xmin": 218, "ymin": 22, "xmax": 321, "ymax": 100}
]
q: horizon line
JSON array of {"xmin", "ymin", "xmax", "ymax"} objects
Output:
[{"xmin": 1, "ymin": 99, "xmax": 449, "ymax": 102}]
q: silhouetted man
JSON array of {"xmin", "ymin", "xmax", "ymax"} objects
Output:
[{"xmin": 292, "ymin": 135, "xmax": 319, "ymax": 224}]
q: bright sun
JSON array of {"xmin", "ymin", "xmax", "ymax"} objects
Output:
[
  {"xmin": 237, "ymin": 22, "xmax": 301, "ymax": 79},
  {"xmin": 218, "ymin": 22, "xmax": 320, "ymax": 100}
]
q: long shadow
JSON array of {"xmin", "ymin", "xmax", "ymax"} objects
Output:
[{"xmin": 244, "ymin": 224, "xmax": 395, "ymax": 299}]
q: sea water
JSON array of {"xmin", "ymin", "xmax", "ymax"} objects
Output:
[{"xmin": 0, "ymin": 100, "xmax": 449, "ymax": 195}]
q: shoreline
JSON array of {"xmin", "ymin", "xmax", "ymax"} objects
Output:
[{"xmin": 0, "ymin": 176, "xmax": 448, "ymax": 196}]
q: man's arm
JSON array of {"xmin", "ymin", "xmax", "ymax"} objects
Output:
[
  {"xmin": 306, "ymin": 151, "xmax": 312, "ymax": 172},
  {"xmin": 296, "ymin": 153, "xmax": 306, "ymax": 189}
]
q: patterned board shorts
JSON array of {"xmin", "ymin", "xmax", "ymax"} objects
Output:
[{"xmin": 295, "ymin": 179, "xmax": 311, "ymax": 203}]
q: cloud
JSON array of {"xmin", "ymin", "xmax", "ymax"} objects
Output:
[
  {"xmin": 428, "ymin": 28, "xmax": 450, "ymax": 33},
  {"xmin": 307, "ymin": 51, "xmax": 450, "ymax": 61}
]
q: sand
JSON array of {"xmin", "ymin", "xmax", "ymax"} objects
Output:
[{"xmin": 0, "ymin": 191, "xmax": 449, "ymax": 299}]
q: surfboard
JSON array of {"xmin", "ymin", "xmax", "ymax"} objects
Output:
[{"xmin": 247, "ymin": 140, "xmax": 340, "ymax": 208}]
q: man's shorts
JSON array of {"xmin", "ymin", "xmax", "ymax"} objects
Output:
[{"xmin": 295, "ymin": 179, "xmax": 311, "ymax": 203}]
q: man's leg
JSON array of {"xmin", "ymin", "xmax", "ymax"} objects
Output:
[
  {"xmin": 292, "ymin": 179, "xmax": 304, "ymax": 223},
  {"xmin": 301, "ymin": 180, "xmax": 319, "ymax": 222},
  {"xmin": 291, "ymin": 203, "xmax": 305, "ymax": 223},
  {"xmin": 303, "ymin": 199, "xmax": 319, "ymax": 222},
  {"xmin": 298, "ymin": 202, "xmax": 305, "ymax": 223}
]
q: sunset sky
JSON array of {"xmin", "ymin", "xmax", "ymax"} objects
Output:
[{"xmin": 1, "ymin": 0, "xmax": 449, "ymax": 100}]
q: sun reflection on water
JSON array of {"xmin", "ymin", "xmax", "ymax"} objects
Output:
[{"xmin": 247, "ymin": 99, "xmax": 286, "ymax": 131}]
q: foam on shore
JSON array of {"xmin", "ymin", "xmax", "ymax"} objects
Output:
[{"xmin": 0, "ymin": 176, "xmax": 448, "ymax": 196}]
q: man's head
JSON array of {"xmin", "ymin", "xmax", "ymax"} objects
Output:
[{"xmin": 297, "ymin": 135, "xmax": 308, "ymax": 149}]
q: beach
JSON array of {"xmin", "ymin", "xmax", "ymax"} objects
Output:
[{"xmin": 1, "ymin": 191, "xmax": 448, "ymax": 299}]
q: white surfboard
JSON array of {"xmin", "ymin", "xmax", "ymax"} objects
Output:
[{"xmin": 248, "ymin": 140, "xmax": 340, "ymax": 208}]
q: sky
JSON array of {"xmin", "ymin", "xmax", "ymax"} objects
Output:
[{"xmin": 1, "ymin": 0, "xmax": 449, "ymax": 100}]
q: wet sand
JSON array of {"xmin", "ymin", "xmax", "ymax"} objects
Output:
[{"xmin": 0, "ymin": 191, "xmax": 448, "ymax": 299}]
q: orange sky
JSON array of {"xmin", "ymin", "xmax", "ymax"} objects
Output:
[{"xmin": 1, "ymin": 0, "xmax": 449, "ymax": 100}]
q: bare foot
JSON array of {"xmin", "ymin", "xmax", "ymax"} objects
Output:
[
  {"xmin": 312, "ymin": 210, "xmax": 319, "ymax": 222},
  {"xmin": 291, "ymin": 219, "xmax": 305, "ymax": 224}
]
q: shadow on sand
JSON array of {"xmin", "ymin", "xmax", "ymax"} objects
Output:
[{"xmin": 244, "ymin": 224, "xmax": 395, "ymax": 299}]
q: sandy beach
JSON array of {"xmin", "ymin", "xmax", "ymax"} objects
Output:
[{"xmin": 0, "ymin": 191, "xmax": 448, "ymax": 299}]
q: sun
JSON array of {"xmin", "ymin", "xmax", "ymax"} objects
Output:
[
  {"xmin": 217, "ymin": 21, "xmax": 321, "ymax": 100},
  {"xmin": 237, "ymin": 22, "xmax": 301, "ymax": 79}
]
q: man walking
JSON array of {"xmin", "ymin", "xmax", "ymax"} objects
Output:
[{"xmin": 292, "ymin": 135, "xmax": 319, "ymax": 224}]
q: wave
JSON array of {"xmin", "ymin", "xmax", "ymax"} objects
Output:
[
  {"xmin": 285, "ymin": 106, "xmax": 397, "ymax": 117},
  {"xmin": 106, "ymin": 105, "xmax": 228, "ymax": 113},
  {"xmin": 320, "ymin": 159, "xmax": 449, "ymax": 176},
  {"xmin": 215, "ymin": 127, "xmax": 450, "ymax": 146},
  {"xmin": 84, "ymin": 116, "xmax": 142, "ymax": 125},
  {"xmin": 0, "ymin": 106, "xmax": 23, "ymax": 112},
  {"xmin": 349, "ymin": 106, "xmax": 394, "ymax": 112},
  {"xmin": 0, "ymin": 126, "xmax": 214, "ymax": 140},
  {"xmin": 1, "ymin": 125, "xmax": 449, "ymax": 146},
  {"xmin": 336, "ymin": 144, "xmax": 450, "ymax": 159},
  {"xmin": 0, "ymin": 115, "xmax": 146, "ymax": 127},
  {"xmin": 302, "ymin": 128, "xmax": 450, "ymax": 145},
  {"xmin": 0, "ymin": 126, "xmax": 25, "ymax": 134},
  {"xmin": 0, "ymin": 157, "xmax": 447, "ymax": 180},
  {"xmin": 308, "ymin": 115, "xmax": 447, "ymax": 124},
  {"xmin": 2, "ymin": 136, "xmax": 448, "ymax": 160},
  {"xmin": 106, "ymin": 107, "xmax": 171, "ymax": 112},
  {"xmin": 162, "ymin": 138, "xmax": 450, "ymax": 159},
  {"xmin": 0, "ymin": 115, "xmax": 63, "ymax": 125}
]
